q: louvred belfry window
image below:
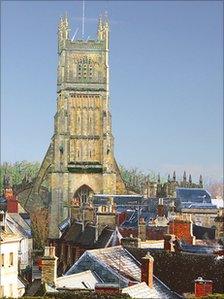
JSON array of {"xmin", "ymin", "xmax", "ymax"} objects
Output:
[{"xmin": 77, "ymin": 56, "xmax": 94, "ymax": 80}]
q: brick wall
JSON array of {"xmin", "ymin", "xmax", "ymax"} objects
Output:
[{"xmin": 169, "ymin": 219, "xmax": 195, "ymax": 244}]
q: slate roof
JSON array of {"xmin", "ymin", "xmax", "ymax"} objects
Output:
[
  {"xmin": 122, "ymin": 281, "xmax": 181, "ymax": 299},
  {"xmin": 55, "ymin": 270, "xmax": 98, "ymax": 290},
  {"xmin": 176, "ymin": 188, "xmax": 214, "ymax": 208},
  {"xmin": 79, "ymin": 224, "xmax": 96, "ymax": 247},
  {"xmin": 62, "ymin": 221, "xmax": 120, "ymax": 249},
  {"xmin": 180, "ymin": 242, "xmax": 219, "ymax": 254},
  {"xmin": 66, "ymin": 246, "xmax": 182, "ymax": 298},
  {"xmin": 94, "ymin": 227, "xmax": 114, "ymax": 248},
  {"xmin": 193, "ymin": 224, "xmax": 216, "ymax": 240},
  {"xmin": 58, "ymin": 217, "xmax": 71, "ymax": 233},
  {"xmin": 63, "ymin": 221, "xmax": 83, "ymax": 243},
  {"xmin": 8, "ymin": 213, "xmax": 32, "ymax": 238},
  {"xmin": 93, "ymin": 195, "xmax": 143, "ymax": 206},
  {"xmin": 121, "ymin": 210, "xmax": 156, "ymax": 228}
]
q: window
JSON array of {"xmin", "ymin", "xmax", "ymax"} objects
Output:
[
  {"xmin": 9, "ymin": 252, "xmax": 13, "ymax": 266},
  {"xmin": 89, "ymin": 150, "xmax": 92, "ymax": 158},
  {"xmin": 0, "ymin": 254, "xmax": 4, "ymax": 267}
]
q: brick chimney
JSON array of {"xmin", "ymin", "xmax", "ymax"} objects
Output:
[
  {"xmin": 157, "ymin": 198, "xmax": 164, "ymax": 217},
  {"xmin": 138, "ymin": 217, "xmax": 146, "ymax": 241},
  {"xmin": 141, "ymin": 252, "xmax": 154, "ymax": 288},
  {"xmin": 169, "ymin": 214, "xmax": 195, "ymax": 245},
  {"xmin": 41, "ymin": 246, "xmax": 58, "ymax": 286},
  {"xmin": 194, "ymin": 277, "xmax": 213, "ymax": 297},
  {"xmin": 163, "ymin": 234, "xmax": 176, "ymax": 252},
  {"xmin": 4, "ymin": 187, "xmax": 18, "ymax": 213}
]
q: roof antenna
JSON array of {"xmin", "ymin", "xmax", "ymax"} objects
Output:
[
  {"xmin": 72, "ymin": 28, "xmax": 79, "ymax": 41},
  {"xmin": 82, "ymin": 0, "xmax": 85, "ymax": 39}
]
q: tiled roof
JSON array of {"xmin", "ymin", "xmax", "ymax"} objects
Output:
[
  {"xmin": 63, "ymin": 222, "xmax": 83, "ymax": 243},
  {"xmin": 122, "ymin": 281, "xmax": 181, "ymax": 299},
  {"xmin": 66, "ymin": 246, "xmax": 182, "ymax": 298}
]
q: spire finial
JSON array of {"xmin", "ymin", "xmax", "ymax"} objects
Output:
[
  {"xmin": 183, "ymin": 171, "xmax": 187, "ymax": 182},
  {"xmin": 189, "ymin": 174, "xmax": 192, "ymax": 184},
  {"xmin": 82, "ymin": 0, "xmax": 85, "ymax": 39},
  {"xmin": 173, "ymin": 171, "xmax": 176, "ymax": 182},
  {"xmin": 168, "ymin": 174, "xmax": 171, "ymax": 183}
]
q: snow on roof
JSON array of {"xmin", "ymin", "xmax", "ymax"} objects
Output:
[
  {"xmin": 56, "ymin": 270, "xmax": 98, "ymax": 290},
  {"xmin": 87, "ymin": 246, "xmax": 141, "ymax": 282},
  {"xmin": 122, "ymin": 282, "xmax": 164, "ymax": 299},
  {"xmin": 17, "ymin": 278, "xmax": 26, "ymax": 289}
]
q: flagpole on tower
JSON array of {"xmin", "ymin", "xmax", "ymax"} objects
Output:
[{"xmin": 82, "ymin": 0, "xmax": 85, "ymax": 39}]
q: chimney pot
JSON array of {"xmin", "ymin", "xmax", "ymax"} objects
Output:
[{"xmin": 194, "ymin": 277, "xmax": 213, "ymax": 297}]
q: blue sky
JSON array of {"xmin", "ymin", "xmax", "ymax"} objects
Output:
[{"xmin": 1, "ymin": 1, "xmax": 223, "ymax": 182}]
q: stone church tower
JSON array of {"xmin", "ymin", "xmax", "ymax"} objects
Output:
[{"xmin": 30, "ymin": 15, "xmax": 126, "ymax": 239}]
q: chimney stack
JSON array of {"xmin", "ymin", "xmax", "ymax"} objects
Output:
[
  {"xmin": 121, "ymin": 235, "xmax": 141, "ymax": 249},
  {"xmin": 41, "ymin": 246, "xmax": 58, "ymax": 286},
  {"xmin": 141, "ymin": 252, "xmax": 154, "ymax": 288},
  {"xmin": 138, "ymin": 217, "xmax": 146, "ymax": 241},
  {"xmin": 4, "ymin": 187, "xmax": 18, "ymax": 213},
  {"xmin": 163, "ymin": 234, "xmax": 176, "ymax": 252},
  {"xmin": 157, "ymin": 198, "xmax": 164, "ymax": 217},
  {"xmin": 194, "ymin": 277, "xmax": 213, "ymax": 297},
  {"xmin": 169, "ymin": 214, "xmax": 195, "ymax": 245}
]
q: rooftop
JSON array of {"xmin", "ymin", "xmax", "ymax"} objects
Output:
[{"xmin": 66, "ymin": 246, "xmax": 182, "ymax": 298}]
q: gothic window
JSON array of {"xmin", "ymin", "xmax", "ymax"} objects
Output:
[
  {"xmin": 74, "ymin": 185, "xmax": 93, "ymax": 205},
  {"xmin": 89, "ymin": 150, "xmax": 92, "ymax": 158}
]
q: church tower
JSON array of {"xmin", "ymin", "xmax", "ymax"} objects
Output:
[{"xmin": 30, "ymin": 14, "xmax": 126, "ymax": 239}]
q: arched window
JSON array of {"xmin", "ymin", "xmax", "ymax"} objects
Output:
[{"xmin": 74, "ymin": 185, "xmax": 93, "ymax": 205}]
